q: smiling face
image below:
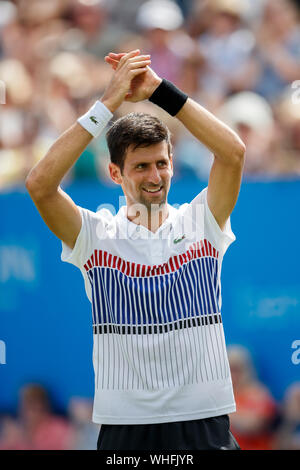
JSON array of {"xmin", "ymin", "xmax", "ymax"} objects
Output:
[{"xmin": 109, "ymin": 140, "xmax": 173, "ymax": 213}]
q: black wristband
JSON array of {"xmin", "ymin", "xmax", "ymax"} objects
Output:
[{"xmin": 149, "ymin": 79, "xmax": 188, "ymax": 116}]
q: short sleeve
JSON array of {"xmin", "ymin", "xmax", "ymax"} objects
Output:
[
  {"xmin": 190, "ymin": 187, "xmax": 236, "ymax": 256},
  {"xmin": 61, "ymin": 206, "xmax": 108, "ymax": 268},
  {"xmin": 61, "ymin": 207, "xmax": 110, "ymax": 303},
  {"xmin": 62, "ymin": 207, "xmax": 88, "ymax": 267}
]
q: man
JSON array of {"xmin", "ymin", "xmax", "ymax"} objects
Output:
[{"xmin": 26, "ymin": 49, "xmax": 245, "ymax": 450}]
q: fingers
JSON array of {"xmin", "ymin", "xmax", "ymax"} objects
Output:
[
  {"xmin": 104, "ymin": 56, "xmax": 118, "ymax": 70},
  {"xmin": 118, "ymin": 55, "xmax": 151, "ymax": 72},
  {"xmin": 107, "ymin": 52, "xmax": 127, "ymax": 59},
  {"xmin": 105, "ymin": 54, "xmax": 151, "ymax": 71},
  {"xmin": 104, "ymin": 56, "xmax": 116, "ymax": 64},
  {"xmin": 106, "ymin": 50, "xmax": 149, "ymax": 64},
  {"xmin": 128, "ymin": 67, "xmax": 148, "ymax": 78},
  {"xmin": 105, "ymin": 51, "xmax": 151, "ymax": 74},
  {"xmin": 118, "ymin": 49, "xmax": 141, "ymax": 66},
  {"xmin": 127, "ymin": 59, "xmax": 151, "ymax": 70}
]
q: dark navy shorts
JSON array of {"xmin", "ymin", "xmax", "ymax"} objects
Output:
[{"xmin": 97, "ymin": 414, "xmax": 241, "ymax": 450}]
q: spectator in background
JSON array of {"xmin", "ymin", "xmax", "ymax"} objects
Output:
[
  {"xmin": 217, "ymin": 88, "xmax": 300, "ymax": 178},
  {"xmin": 195, "ymin": 0, "xmax": 257, "ymax": 109},
  {"xmin": 68, "ymin": 398, "xmax": 99, "ymax": 450},
  {"xmin": 175, "ymin": 89, "xmax": 276, "ymax": 181},
  {"xmin": 0, "ymin": 59, "xmax": 46, "ymax": 188},
  {"xmin": 136, "ymin": 0, "xmax": 194, "ymax": 86},
  {"xmin": 5, "ymin": 0, "xmax": 70, "ymax": 70},
  {"xmin": 274, "ymin": 382, "xmax": 300, "ymax": 450},
  {"xmin": 18, "ymin": 384, "xmax": 73, "ymax": 450},
  {"xmin": 272, "ymin": 90, "xmax": 300, "ymax": 177},
  {"xmin": 217, "ymin": 91, "xmax": 276, "ymax": 177},
  {"xmin": 105, "ymin": 0, "xmax": 148, "ymax": 34},
  {"xmin": 228, "ymin": 345, "xmax": 277, "ymax": 450},
  {"xmin": 0, "ymin": 384, "xmax": 73, "ymax": 450},
  {"xmin": 68, "ymin": 0, "xmax": 125, "ymax": 58},
  {"xmin": 253, "ymin": 0, "xmax": 300, "ymax": 103},
  {"xmin": 0, "ymin": 1, "xmax": 17, "ymax": 60},
  {"xmin": 0, "ymin": 415, "xmax": 29, "ymax": 450},
  {"xmin": 0, "ymin": 389, "xmax": 100, "ymax": 450}
]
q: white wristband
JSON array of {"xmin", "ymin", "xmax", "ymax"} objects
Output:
[{"xmin": 77, "ymin": 100, "xmax": 113, "ymax": 138}]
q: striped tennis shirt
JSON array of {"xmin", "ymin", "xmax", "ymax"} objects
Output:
[{"xmin": 61, "ymin": 187, "xmax": 236, "ymax": 424}]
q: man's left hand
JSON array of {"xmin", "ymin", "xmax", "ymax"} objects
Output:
[{"xmin": 105, "ymin": 51, "xmax": 162, "ymax": 103}]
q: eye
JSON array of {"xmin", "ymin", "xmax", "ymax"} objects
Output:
[
  {"xmin": 136, "ymin": 163, "xmax": 146, "ymax": 169},
  {"xmin": 158, "ymin": 161, "xmax": 167, "ymax": 167}
]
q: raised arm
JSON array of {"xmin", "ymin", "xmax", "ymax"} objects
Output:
[
  {"xmin": 26, "ymin": 123, "xmax": 93, "ymax": 249},
  {"xmin": 26, "ymin": 50, "xmax": 151, "ymax": 249},
  {"xmin": 106, "ymin": 52, "xmax": 246, "ymax": 231},
  {"xmin": 176, "ymin": 99, "xmax": 245, "ymax": 230}
]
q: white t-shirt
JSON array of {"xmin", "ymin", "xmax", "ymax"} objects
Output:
[{"xmin": 61, "ymin": 187, "xmax": 236, "ymax": 424}]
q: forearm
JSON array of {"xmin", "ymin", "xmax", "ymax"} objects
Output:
[
  {"xmin": 176, "ymin": 98, "xmax": 245, "ymax": 164},
  {"xmin": 26, "ymin": 122, "xmax": 93, "ymax": 199}
]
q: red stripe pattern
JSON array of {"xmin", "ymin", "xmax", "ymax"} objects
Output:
[{"xmin": 84, "ymin": 239, "xmax": 219, "ymax": 277}]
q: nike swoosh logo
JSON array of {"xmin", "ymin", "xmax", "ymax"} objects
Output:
[{"xmin": 173, "ymin": 235, "xmax": 186, "ymax": 244}]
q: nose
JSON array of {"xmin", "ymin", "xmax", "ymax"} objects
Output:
[{"xmin": 147, "ymin": 165, "xmax": 161, "ymax": 186}]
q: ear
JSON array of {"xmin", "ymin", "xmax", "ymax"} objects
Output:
[{"xmin": 108, "ymin": 162, "xmax": 122, "ymax": 185}]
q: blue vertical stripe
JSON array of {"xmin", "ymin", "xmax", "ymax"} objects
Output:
[{"xmin": 90, "ymin": 257, "xmax": 221, "ymax": 327}]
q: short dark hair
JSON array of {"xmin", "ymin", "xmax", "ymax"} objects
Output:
[{"xmin": 106, "ymin": 113, "xmax": 172, "ymax": 173}]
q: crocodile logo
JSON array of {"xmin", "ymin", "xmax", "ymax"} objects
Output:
[
  {"xmin": 173, "ymin": 235, "xmax": 186, "ymax": 244},
  {"xmin": 90, "ymin": 116, "xmax": 99, "ymax": 125}
]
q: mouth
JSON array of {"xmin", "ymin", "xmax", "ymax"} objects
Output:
[{"xmin": 142, "ymin": 186, "xmax": 163, "ymax": 195}]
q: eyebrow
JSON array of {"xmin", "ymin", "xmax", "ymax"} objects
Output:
[{"xmin": 131, "ymin": 158, "xmax": 169, "ymax": 167}]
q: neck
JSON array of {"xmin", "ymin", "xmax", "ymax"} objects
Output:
[{"xmin": 126, "ymin": 202, "xmax": 169, "ymax": 233}]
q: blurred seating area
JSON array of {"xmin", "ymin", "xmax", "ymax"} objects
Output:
[
  {"xmin": 227, "ymin": 346, "xmax": 300, "ymax": 450},
  {"xmin": 0, "ymin": 0, "xmax": 299, "ymax": 189},
  {"xmin": 0, "ymin": 346, "xmax": 299, "ymax": 450},
  {"xmin": 0, "ymin": 384, "xmax": 99, "ymax": 450}
]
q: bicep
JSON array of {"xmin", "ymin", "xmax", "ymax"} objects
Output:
[
  {"xmin": 207, "ymin": 155, "xmax": 244, "ymax": 231},
  {"xmin": 31, "ymin": 186, "xmax": 82, "ymax": 250}
]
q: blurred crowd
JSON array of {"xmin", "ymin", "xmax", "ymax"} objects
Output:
[
  {"xmin": 0, "ymin": 0, "xmax": 299, "ymax": 189},
  {"xmin": 0, "ymin": 345, "xmax": 299, "ymax": 450},
  {"xmin": 0, "ymin": 385, "xmax": 99, "ymax": 450}
]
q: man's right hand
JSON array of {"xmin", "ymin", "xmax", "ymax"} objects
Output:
[
  {"xmin": 104, "ymin": 50, "xmax": 162, "ymax": 106},
  {"xmin": 101, "ymin": 50, "xmax": 153, "ymax": 113}
]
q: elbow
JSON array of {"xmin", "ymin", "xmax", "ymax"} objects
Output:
[
  {"xmin": 25, "ymin": 170, "xmax": 52, "ymax": 201},
  {"xmin": 25, "ymin": 170, "xmax": 35, "ymax": 195},
  {"xmin": 238, "ymin": 142, "xmax": 246, "ymax": 161},
  {"xmin": 215, "ymin": 139, "xmax": 246, "ymax": 166},
  {"xmin": 25, "ymin": 170, "xmax": 40, "ymax": 197},
  {"xmin": 233, "ymin": 138, "xmax": 246, "ymax": 166}
]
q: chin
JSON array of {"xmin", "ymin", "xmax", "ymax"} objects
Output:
[{"xmin": 143, "ymin": 196, "xmax": 167, "ymax": 211}]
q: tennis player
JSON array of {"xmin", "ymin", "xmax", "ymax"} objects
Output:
[{"xmin": 26, "ymin": 49, "xmax": 245, "ymax": 450}]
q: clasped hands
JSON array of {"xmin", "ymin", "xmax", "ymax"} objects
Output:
[{"xmin": 101, "ymin": 49, "xmax": 162, "ymax": 113}]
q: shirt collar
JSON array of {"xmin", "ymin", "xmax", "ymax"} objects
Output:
[{"xmin": 116, "ymin": 204, "xmax": 178, "ymax": 240}]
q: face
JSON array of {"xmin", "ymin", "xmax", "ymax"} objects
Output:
[{"xmin": 109, "ymin": 141, "xmax": 173, "ymax": 213}]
